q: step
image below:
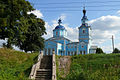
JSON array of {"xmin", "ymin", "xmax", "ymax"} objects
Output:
[
  {"xmin": 35, "ymin": 56, "xmax": 52, "ymax": 80},
  {"xmin": 35, "ymin": 78, "xmax": 51, "ymax": 80},
  {"xmin": 36, "ymin": 70, "xmax": 52, "ymax": 76},
  {"xmin": 36, "ymin": 74, "xmax": 51, "ymax": 76},
  {"xmin": 38, "ymin": 69, "xmax": 51, "ymax": 71},
  {"xmin": 35, "ymin": 75, "xmax": 51, "ymax": 78},
  {"xmin": 35, "ymin": 76, "xmax": 51, "ymax": 79}
]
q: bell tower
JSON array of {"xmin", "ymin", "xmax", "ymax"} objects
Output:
[{"xmin": 78, "ymin": 7, "xmax": 91, "ymax": 54}]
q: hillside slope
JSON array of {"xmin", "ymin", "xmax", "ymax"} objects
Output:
[
  {"xmin": 0, "ymin": 48, "xmax": 38, "ymax": 80},
  {"xmin": 57, "ymin": 54, "xmax": 120, "ymax": 80}
]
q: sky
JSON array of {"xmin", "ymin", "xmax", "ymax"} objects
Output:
[{"xmin": 1, "ymin": 0, "xmax": 120, "ymax": 53}]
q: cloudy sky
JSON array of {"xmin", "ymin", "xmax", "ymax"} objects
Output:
[{"xmin": 1, "ymin": 0, "xmax": 120, "ymax": 53}]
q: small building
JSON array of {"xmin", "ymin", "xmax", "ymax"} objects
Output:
[
  {"xmin": 89, "ymin": 46, "xmax": 98, "ymax": 54},
  {"xmin": 44, "ymin": 8, "xmax": 97, "ymax": 55}
]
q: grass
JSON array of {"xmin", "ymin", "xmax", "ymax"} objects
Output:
[
  {"xmin": 0, "ymin": 48, "xmax": 38, "ymax": 80},
  {"xmin": 57, "ymin": 54, "xmax": 120, "ymax": 80}
]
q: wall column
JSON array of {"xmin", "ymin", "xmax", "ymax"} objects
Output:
[{"xmin": 46, "ymin": 49, "xmax": 48, "ymax": 55}]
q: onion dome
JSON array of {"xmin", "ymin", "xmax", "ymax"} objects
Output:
[{"xmin": 54, "ymin": 19, "xmax": 65, "ymax": 30}]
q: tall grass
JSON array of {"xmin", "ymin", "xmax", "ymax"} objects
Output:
[
  {"xmin": 0, "ymin": 48, "xmax": 38, "ymax": 80},
  {"xmin": 57, "ymin": 54, "xmax": 120, "ymax": 80}
]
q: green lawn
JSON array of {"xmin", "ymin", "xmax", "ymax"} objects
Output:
[
  {"xmin": 0, "ymin": 48, "xmax": 38, "ymax": 80},
  {"xmin": 57, "ymin": 54, "xmax": 120, "ymax": 80}
]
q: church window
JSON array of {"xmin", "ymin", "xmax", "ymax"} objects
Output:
[
  {"xmin": 84, "ymin": 51, "xmax": 85, "ymax": 54},
  {"xmin": 75, "ymin": 45, "xmax": 77, "ymax": 48},
  {"xmin": 82, "ymin": 45, "xmax": 84, "ymax": 48},
  {"xmin": 71, "ymin": 52, "xmax": 73, "ymax": 55},
  {"xmin": 82, "ymin": 28, "xmax": 86, "ymax": 34},
  {"xmin": 68, "ymin": 51, "xmax": 70, "ymax": 55},
  {"xmin": 83, "ymin": 30, "xmax": 85, "ymax": 33},
  {"xmin": 56, "ymin": 32, "xmax": 58, "ymax": 35},
  {"xmin": 80, "ymin": 51, "xmax": 82, "ymax": 54},
  {"xmin": 75, "ymin": 51, "xmax": 77, "ymax": 55},
  {"xmin": 71, "ymin": 45, "xmax": 73, "ymax": 48}
]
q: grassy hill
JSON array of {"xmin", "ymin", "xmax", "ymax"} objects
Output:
[
  {"xmin": 57, "ymin": 54, "xmax": 120, "ymax": 80},
  {"xmin": 0, "ymin": 48, "xmax": 38, "ymax": 80}
]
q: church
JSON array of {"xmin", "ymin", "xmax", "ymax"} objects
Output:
[{"xmin": 44, "ymin": 8, "xmax": 97, "ymax": 56}]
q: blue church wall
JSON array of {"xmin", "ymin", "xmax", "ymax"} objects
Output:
[
  {"xmin": 79, "ymin": 40, "xmax": 89, "ymax": 43},
  {"xmin": 44, "ymin": 40, "xmax": 62, "ymax": 55},
  {"xmin": 66, "ymin": 43, "xmax": 78, "ymax": 55},
  {"xmin": 54, "ymin": 39, "xmax": 70, "ymax": 56},
  {"xmin": 53, "ymin": 29, "xmax": 67, "ymax": 37},
  {"xmin": 79, "ymin": 28, "xmax": 89, "ymax": 37},
  {"xmin": 78, "ymin": 43, "xmax": 88, "ymax": 54}
]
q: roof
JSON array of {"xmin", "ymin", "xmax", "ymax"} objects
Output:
[
  {"xmin": 55, "ymin": 25, "xmax": 65, "ymax": 30},
  {"xmin": 90, "ymin": 46, "xmax": 98, "ymax": 49},
  {"xmin": 45, "ymin": 39, "xmax": 62, "ymax": 44},
  {"xmin": 67, "ymin": 42, "xmax": 79, "ymax": 45},
  {"xmin": 79, "ymin": 23, "xmax": 90, "ymax": 28},
  {"xmin": 45, "ymin": 37, "xmax": 71, "ymax": 42}
]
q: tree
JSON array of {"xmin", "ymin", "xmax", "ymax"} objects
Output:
[
  {"xmin": 15, "ymin": 14, "xmax": 46, "ymax": 53},
  {"xmin": 96, "ymin": 48, "xmax": 104, "ymax": 54},
  {"xmin": 112, "ymin": 48, "xmax": 120, "ymax": 53},
  {"xmin": 0, "ymin": 0, "xmax": 34, "ymax": 48}
]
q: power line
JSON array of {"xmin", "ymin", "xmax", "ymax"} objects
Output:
[
  {"xmin": 35, "ymin": 4, "xmax": 120, "ymax": 8},
  {"xmin": 32, "ymin": 1, "xmax": 120, "ymax": 5},
  {"xmin": 38, "ymin": 9, "xmax": 120, "ymax": 12}
]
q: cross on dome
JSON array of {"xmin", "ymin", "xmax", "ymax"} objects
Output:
[
  {"xmin": 83, "ymin": 6, "xmax": 86, "ymax": 16},
  {"xmin": 58, "ymin": 19, "xmax": 62, "ymax": 25}
]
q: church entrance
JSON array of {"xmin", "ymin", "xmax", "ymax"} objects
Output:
[
  {"xmin": 75, "ymin": 51, "xmax": 77, "ymax": 55},
  {"xmin": 84, "ymin": 51, "xmax": 85, "ymax": 54},
  {"xmin": 80, "ymin": 51, "xmax": 82, "ymax": 54}
]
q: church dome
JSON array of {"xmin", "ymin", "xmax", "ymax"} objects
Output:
[
  {"xmin": 55, "ymin": 25, "xmax": 65, "ymax": 29},
  {"xmin": 54, "ymin": 19, "xmax": 65, "ymax": 30}
]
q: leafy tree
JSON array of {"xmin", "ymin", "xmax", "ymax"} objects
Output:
[
  {"xmin": 0, "ymin": 0, "xmax": 34, "ymax": 48},
  {"xmin": 96, "ymin": 48, "xmax": 104, "ymax": 54},
  {"xmin": 15, "ymin": 14, "xmax": 46, "ymax": 53},
  {"xmin": 112, "ymin": 48, "xmax": 120, "ymax": 53}
]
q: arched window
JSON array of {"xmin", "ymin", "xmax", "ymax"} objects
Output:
[
  {"xmin": 82, "ymin": 28, "xmax": 86, "ymax": 33},
  {"xmin": 80, "ymin": 51, "xmax": 82, "ymax": 54},
  {"xmin": 83, "ymin": 30, "xmax": 85, "ymax": 33},
  {"xmin": 84, "ymin": 51, "xmax": 85, "ymax": 54},
  {"xmin": 68, "ymin": 51, "xmax": 70, "ymax": 55},
  {"xmin": 56, "ymin": 32, "xmax": 58, "ymax": 35},
  {"xmin": 82, "ymin": 45, "xmax": 84, "ymax": 48},
  {"xmin": 75, "ymin": 51, "xmax": 77, "ymax": 55}
]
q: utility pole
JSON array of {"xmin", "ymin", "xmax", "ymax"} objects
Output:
[{"xmin": 112, "ymin": 35, "xmax": 115, "ymax": 52}]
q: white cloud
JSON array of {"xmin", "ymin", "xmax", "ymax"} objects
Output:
[
  {"xmin": 88, "ymin": 15, "xmax": 120, "ymax": 53},
  {"xmin": 43, "ymin": 22, "xmax": 54, "ymax": 39},
  {"xmin": 64, "ymin": 24, "xmax": 78, "ymax": 42},
  {"xmin": 58, "ymin": 14, "xmax": 66, "ymax": 21},
  {"xmin": 89, "ymin": 15, "xmax": 120, "ymax": 44},
  {"xmin": 117, "ymin": 10, "xmax": 120, "ymax": 15},
  {"xmin": 27, "ymin": 10, "xmax": 43, "ymax": 18},
  {"xmin": 89, "ymin": 15, "xmax": 120, "ymax": 31}
]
